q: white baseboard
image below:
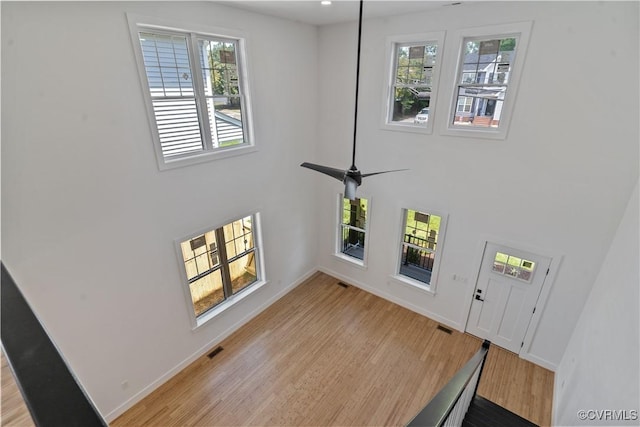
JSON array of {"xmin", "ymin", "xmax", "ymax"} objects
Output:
[
  {"xmin": 520, "ymin": 351, "xmax": 558, "ymax": 372},
  {"xmin": 104, "ymin": 268, "xmax": 317, "ymax": 422}
]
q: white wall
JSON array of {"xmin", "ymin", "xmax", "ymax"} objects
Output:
[
  {"xmin": 554, "ymin": 181, "xmax": 639, "ymax": 426},
  {"xmin": 1, "ymin": 1, "xmax": 319, "ymax": 420},
  {"xmin": 315, "ymin": 1, "xmax": 638, "ymax": 369}
]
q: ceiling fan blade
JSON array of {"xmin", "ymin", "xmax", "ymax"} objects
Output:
[
  {"xmin": 344, "ymin": 176, "xmax": 359, "ymax": 200},
  {"xmin": 361, "ymin": 169, "xmax": 409, "ymax": 178},
  {"xmin": 300, "ymin": 162, "xmax": 346, "ymax": 182}
]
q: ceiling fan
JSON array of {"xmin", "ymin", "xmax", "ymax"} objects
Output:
[{"xmin": 300, "ymin": 0, "xmax": 407, "ymax": 200}]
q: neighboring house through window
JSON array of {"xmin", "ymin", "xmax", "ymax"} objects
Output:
[
  {"xmin": 444, "ymin": 22, "xmax": 532, "ymax": 139},
  {"xmin": 178, "ymin": 214, "xmax": 264, "ymax": 327},
  {"xmin": 128, "ymin": 15, "xmax": 254, "ymax": 169}
]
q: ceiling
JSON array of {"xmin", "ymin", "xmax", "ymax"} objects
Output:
[{"xmin": 217, "ymin": 0, "xmax": 462, "ymax": 26}]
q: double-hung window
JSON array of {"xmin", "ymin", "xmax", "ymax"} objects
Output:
[
  {"xmin": 178, "ymin": 214, "xmax": 263, "ymax": 326},
  {"xmin": 129, "ymin": 16, "xmax": 254, "ymax": 169},
  {"xmin": 444, "ymin": 22, "xmax": 531, "ymax": 139},
  {"xmin": 382, "ymin": 32, "xmax": 445, "ymax": 134},
  {"xmin": 394, "ymin": 209, "xmax": 447, "ymax": 292},
  {"xmin": 337, "ymin": 195, "xmax": 369, "ymax": 266}
]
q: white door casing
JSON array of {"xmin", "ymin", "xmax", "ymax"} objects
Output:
[{"xmin": 466, "ymin": 242, "xmax": 551, "ymax": 353}]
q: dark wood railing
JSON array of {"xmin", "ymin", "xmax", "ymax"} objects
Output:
[
  {"xmin": 1, "ymin": 262, "xmax": 107, "ymax": 426},
  {"xmin": 406, "ymin": 340, "xmax": 491, "ymax": 427}
]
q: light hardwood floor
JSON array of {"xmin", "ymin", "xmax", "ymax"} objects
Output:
[
  {"xmin": 113, "ymin": 272, "xmax": 553, "ymax": 426},
  {"xmin": 1, "ymin": 352, "xmax": 35, "ymax": 427}
]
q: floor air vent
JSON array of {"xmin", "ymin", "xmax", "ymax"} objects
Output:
[
  {"xmin": 207, "ymin": 346, "xmax": 224, "ymax": 359},
  {"xmin": 436, "ymin": 325, "xmax": 453, "ymax": 335},
  {"xmin": 337, "ymin": 282, "xmax": 349, "ymax": 288}
]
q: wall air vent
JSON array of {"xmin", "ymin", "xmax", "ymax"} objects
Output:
[{"xmin": 436, "ymin": 325, "xmax": 453, "ymax": 335}]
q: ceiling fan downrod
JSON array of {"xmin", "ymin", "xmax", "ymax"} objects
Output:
[{"xmin": 300, "ymin": 0, "xmax": 408, "ymax": 200}]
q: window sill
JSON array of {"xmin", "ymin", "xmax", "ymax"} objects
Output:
[
  {"xmin": 441, "ymin": 125, "xmax": 507, "ymax": 140},
  {"xmin": 389, "ymin": 274, "xmax": 436, "ymax": 296},
  {"xmin": 193, "ymin": 279, "xmax": 268, "ymax": 329},
  {"xmin": 159, "ymin": 144, "xmax": 258, "ymax": 171},
  {"xmin": 380, "ymin": 122, "xmax": 433, "ymax": 135},
  {"xmin": 333, "ymin": 253, "xmax": 367, "ymax": 270}
]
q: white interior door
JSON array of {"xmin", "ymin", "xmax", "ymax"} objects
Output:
[{"xmin": 466, "ymin": 242, "xmax": 551, "ymax": 353}]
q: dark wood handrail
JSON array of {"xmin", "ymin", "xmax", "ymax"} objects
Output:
[
  {"xmin": 406, "ymin": 340, "xmax": 490, "ymax": 427},
  {"xmin": 1, "ymin": 262, "xmax": 107, "ymax": 426}
]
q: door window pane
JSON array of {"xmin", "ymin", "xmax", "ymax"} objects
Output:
[{"xmin": 492, "ymin": 251, "xmax": 536, "ymax": 283}]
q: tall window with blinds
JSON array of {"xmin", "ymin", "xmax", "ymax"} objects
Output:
[{"xmin": 129, "ymin": 17, "xmax": 253, "ymax": 169}]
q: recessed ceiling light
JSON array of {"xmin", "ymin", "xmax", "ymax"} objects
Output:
[{"xmin": 321, "ymin": 0, "xmax": 332, "ymax": 5}]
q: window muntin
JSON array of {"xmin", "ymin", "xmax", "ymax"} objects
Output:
[
  {"xmin": 396, "ymin": 209, "xmax": 447, "ymax": 289},
  {"xmin": 133, "ymin": 21, "xmax": 252, "ymax": 167},
  {"xmin": 339, "ymin": 196, "xmax": 368, "ymax": 262},
  {"xmin": 382, "ymin": 32, "xmax": 444, "ymax": 134},
  {"xmin": 179, "ymin": 215, "xmax": 259, "ymax": 319},
  {"xmin": 451, "ymin": 36, "xmax": 517, "ymax": 129}
]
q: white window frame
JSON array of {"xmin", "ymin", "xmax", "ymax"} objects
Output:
[
  {"xmin": 442, "ymin": 21, "xmax": 532, "ymax": 140},
  {"xmin": 175, "ymin": 212, "xmax": 266, "ymax": 329},
  {"xmin": 334, "ymin": 194, "xmax": 371, "ymax": 268},
  {"xmin": 391, "ymin": 208, "xmax": 448, "ymax": 294},
  {"xmin": 381, "ymin": 31, "xmax": 445, "ymax": 135},
  {"xmin": 127, "ymin": 14, "xmax": 256, "ymax": 170},
  {"xmin": 457, "ymin": 96, "xmax": 474, "ymax": 113}
]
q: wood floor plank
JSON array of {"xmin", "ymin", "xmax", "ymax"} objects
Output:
[
  {"xmin": 111, "ymin": 271, "xmax": 553, "ymax": 426},
  {"xmin": 477, "ymin": 345, "xmax": 554, "ymax": 426},
  {"xmin": 1, "ymin": 352, "xmax": 35, "ymax": 427}
]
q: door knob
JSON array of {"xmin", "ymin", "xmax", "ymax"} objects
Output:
[{"xmin": 475, "ymin": 294, "xmax": 484, "ymax": 302}]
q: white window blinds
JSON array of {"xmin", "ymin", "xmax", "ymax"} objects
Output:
[{"xmin": 139, "ymin": 32, "xmax": 204, "ymax": 158}]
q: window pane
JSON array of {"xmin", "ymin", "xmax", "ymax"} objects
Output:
[
  {"xmin": 180, "ymin": 231, "xmax": 218, "ymax": 280},
  {"xmin": 399, "ymin": 210, "xmax": 443, "ymax": 285},
  {"xmin": 404, "ymin": 210, "xmax": 440, "ymax": 250},
  {"xmin": 392, "ymin": 88, "xmax": 430, "ymax": 123},
  {"xmin": 342, "ymin": 197, "xmax": 367, "ymax": 229},
  {"xmin": 390, "ymin": 41, "xmax": 437, "ymax": 125},
  {"xmin": 206, "ymin": 98, "xmax": 244, "ymax": 148},
  {"xmin": 453, "ymin": 35, "xmax": 518, "ymax": 129},
  {"xmin": 229, "ymin": 252, "xmax": 257, "ymax": 294},
  {"xmin": 341, "ymin": 226, "xmax": 365, "ymax": 260},
  {"xmin": 199, "ymin": 38, "xmax": 245, "ymax": 148},
  {"xmin": 199, "ymin": 40, "xmax": 239, "ymax": 96},
  {"xmin": 400, "ymin": 245, "xmax": 434, "ymax": 284},
  {"xmin": 223, "ymin": 216, "xmax": 254, "ymax": 259},
  {"xmin": 140, "ymin": 33, "xmax": 194, "ymax": 97},
  {"xmin": 151, "ymin": 97, "xmax": 203, "ymax": 158},
  {"xmin": 491, "ymin": 251, "xmax": 536, "ymax": 282},
  {"xmin": 189, "ymin": 268, "xmax": 224, "ymax": 316}
]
